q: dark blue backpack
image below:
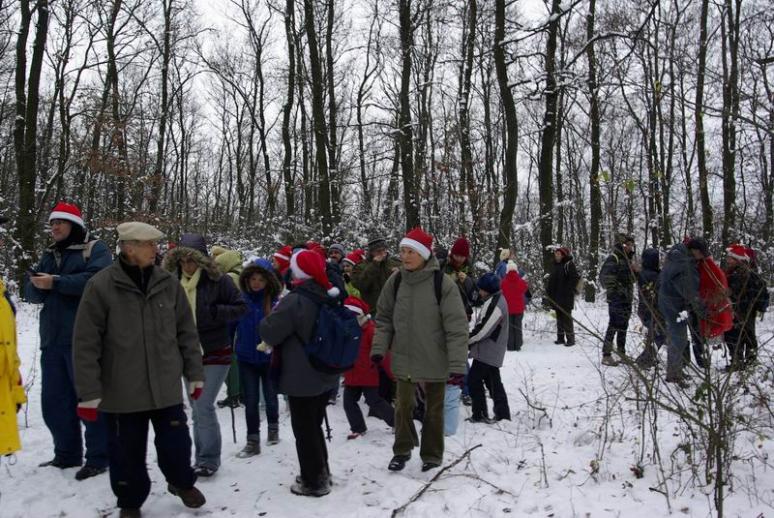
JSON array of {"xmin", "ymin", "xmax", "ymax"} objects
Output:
[{"xmin": 297, "ymin": 291, "xmax": 362, "ymax": 374}]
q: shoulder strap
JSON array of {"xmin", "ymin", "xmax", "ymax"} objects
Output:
[
  {"xmin": 433, "ymin": 270, "xmax": 443, "ymax": 306},
  {"xmin": 83, "ymin": 240, "xmax": 97, "ymax": 262},
  {"xmin": 392, "ymin": 271, "xmax": 402, "ymax": 300}
]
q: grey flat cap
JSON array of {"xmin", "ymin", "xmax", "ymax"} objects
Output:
[{"xmin": 117, "ymin": 222, "xmax": 164, "ymax": 241}]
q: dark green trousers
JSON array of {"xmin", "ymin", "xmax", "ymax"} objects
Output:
[{"xmin": 394, "ymin": 379, "xmax": 445, "ymax": 464}]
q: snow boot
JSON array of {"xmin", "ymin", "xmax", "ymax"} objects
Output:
[
  {"xmin": 347, "ymin": 431, "xmax": 366, "ymax": 440},
  {"xmin": 388, "ymin": 454, "xmax": 411, "ymax": 472},
  {"xmin": 601, "ymin": 356, "xmax": 619, "ymax": 367},
  {"xmin": 236, "ymin": 440, "xmax": 260, "ymax": 458},
  {"xmin": 75, "ymin": 465, "xmax": 107, "ymax": 481},
  {"xmin": 193, "ymin": 466, "xmax": 216, "ymax": 477},
  {"xmin": 421, "ymin": 462, "xmax": 441, "ymax": 472},
  {"xmin": 39, "ymin": 458, "xmax": 80, "ymax": 469},
  {"xmin": 119, "ymin": 508, "xmax": 142, "ymax": 518},
  {"xmin": 167, "ymin": 484, "xmax": 206, "ymax": 508},
  {"xmin": 267, "ymin": 426, "xmax": 280, "ymax": 445}
]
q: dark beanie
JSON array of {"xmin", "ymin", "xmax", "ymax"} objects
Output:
[{"xmin": 477, "ymin": 272, "xmax": 501, "ymax": 295}]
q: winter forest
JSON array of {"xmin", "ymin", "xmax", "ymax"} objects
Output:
[{"xmin": 2, "ymin": 0, "xmax": 774, "ymax": 517}]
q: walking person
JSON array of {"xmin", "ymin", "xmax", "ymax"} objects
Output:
[
  {"xmin": 163, "ymin": 233, "xmax": 247, "ymax": 477},
  {"xmin": 634, "ymin": 248, "xmax": 666, "ymax": 368},
  {"xmin": 599, "ymin": 234, "xmax": 639, "ymax": 365},
  {"xmin": 352, "ymin": 237, "xmax": 401, "ymax": 315},
  {"xmin": 341, "ymin": 296, "xmax": 394, "ymax": 439},
  {"xmin": 259, "ymin": 249, "xmax": 342, "ymax": 497},
  {"xmin": 25, "ymin": 201, "xmax": 111, "ymax": 480},
  {"xmin": 73, "ymin": 222, "xmax": 206, "ymax": 517},
  {"xmin": 467, "ymin": 273, "xmax": 511, "ymax": 423},
  {"xmin": 212, "ymin": 246, "xmax": 244, "ymax": 410},
  {"xmin": 501, "ymin": 260, "xmax": 528, "ymax": 351},
  {"xmin": 371, "ymin": 227, "xmax": 468, "ymax": 472},
  {"xmin": 0, "ymin": 213, "xmax": 27, "ymax": 457},
  {"xmin": 723, "ymin": 244, "xmax": 766, "ymax": 370},
  {"xmin": 235, "ymin": 258, "xmax": 282, "ymax": 457},
  {"xmin": 545, "ymin": 247, "xmax": 580, "ymax": 346}
]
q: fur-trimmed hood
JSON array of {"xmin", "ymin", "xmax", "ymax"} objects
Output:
[
  {"xmin": 239, "ymin": 258, "xmax": 282, "ymax": 298},
  {"xmin": 162, "ymin": 246, "xmax": 222, "ymax": 281}
]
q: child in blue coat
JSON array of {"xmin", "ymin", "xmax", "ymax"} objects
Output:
[{"xmin": 235, "ymin": 258, "xmax": 282, "ymax": 457}]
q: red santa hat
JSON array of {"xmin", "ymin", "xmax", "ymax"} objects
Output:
[
  {"xmin": 726, "ymin": 244, "xmax": 749, "ymax": 262},
  {"xmin": 343, "ymin": 295, "xmax": 370, "ymax": 317},
  {"xmin": 343, "ymin": 249, "xmax": 365, "ymax": 266},
  {"xmin": 273, "ymin": 245, "xmax": 292, "ymax": 273},
  {"xmin": 399, "ymin": 227, "xmax": 433, "ymax": 260},
  {"xmin": 306, "ymin": 241, "xmax": 328, "ymax": 260},
  {"xmin": 290, "ymin": 249, "xmax": 340, "ymax": 297},
  {"xmin": 49, "ymin": 201, "xmax": 84, "ymax": 228}
]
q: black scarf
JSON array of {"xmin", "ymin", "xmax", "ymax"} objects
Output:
[
  {"xmin": 119, "ymin": 255, "xmax": 155, "ymax": 294},
  {"xmin": 54, "ymin": 224, "xmax": 87, "ymax": 251}
]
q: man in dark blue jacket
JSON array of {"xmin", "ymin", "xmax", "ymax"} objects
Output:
[
  {"xmin": 658, "ymin": 240, "xmax": 705, "ymax": 385},
  {"xmin": 599, "ymin": 234, "xmax": 638, "ymax": 365},
  {"xmin": 25, "ymin": 202, "xmax": 112, "ymax": 480}
]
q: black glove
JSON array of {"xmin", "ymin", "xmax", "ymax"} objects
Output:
[
  {"xmin": 448, "ymin": 373, "xmax": 465, "ymax": 387},
  {"xmin": 370, "ymin": 354, "xmax": 383, "ymax": 367},
  {"xmin": 16, "ymin": 404, "xmax": 22, "ymax": 414},
  {"xmin": 343, "ymin": 273, "xmax": 351, "ymax": 283}
]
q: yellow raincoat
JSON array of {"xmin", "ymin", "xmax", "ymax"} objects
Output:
[{"xmin": 0, "ymin": 278, "xmax": 26, "ymax": 455}]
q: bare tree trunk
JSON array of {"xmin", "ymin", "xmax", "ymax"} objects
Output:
[
  {"xmin": 458, "ymin": 0, "xmax": 477, "ymax": 238},
  {"xmin": 303, "ymin": 0, "xmax": 333, "ymax": 234},
  {"xmin": 720, "ymin": 0, "xmax": 740, "ymax": 245},
  {"xmin": 585, "ymin": 0, "xmax": 601, "ymax": 302},
  {"xmin": 493, "ymin": 0, "xmax": 517, "ymax": 262},
  {"xmin": 398, "ymin": 0, "xmax": 419, "ymax": 229},
  {"xmin": 325, "ymin": 0, "xmax": 339, "ymax": 224},
  {"xmin": 14, "ymin": 0, "xmax": 49, "ymax": 280},
  {"xmin": 281, "ymin": 0, "xmax": 296, "ymax": 216},
  {"xmin": 149, "ymin": 0, "xmax": 173, "ymax": 215},
  {"xmin": 695, "ymin": 0, "xmax": 712, "ymax": 239}
]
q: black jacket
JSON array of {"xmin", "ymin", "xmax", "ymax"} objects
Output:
[
  {"xmin": 599, "ymin": 244, "xmax": 636, "ymax": 303},
  {"xmin": 546, "ymin": 255, "xmax": 580, "ymax": 311},
  {"xmin": 637, "ymin": 248, "xmax": 661, "ymax": 323},
  {"xmin": 726, "ymin": 263, "xmax": 767, "ymax": 325}
]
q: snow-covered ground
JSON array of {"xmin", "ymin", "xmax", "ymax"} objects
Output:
[{"xmin": 2, "ymin": 301, "xmax": 772, "ymax": 517}]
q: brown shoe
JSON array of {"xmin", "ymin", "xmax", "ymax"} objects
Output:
[
  {"xmin": 167, "ymin": 484, "xmax": 206, "ymax": 508},
  {"xmin": 119, "ymin": 509, "xmax": 142, "ymax": 518}
]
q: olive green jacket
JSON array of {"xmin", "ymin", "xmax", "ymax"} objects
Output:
[{"xmin": 371, "ymin": 257, "xmax": 468, "ymax": 382}]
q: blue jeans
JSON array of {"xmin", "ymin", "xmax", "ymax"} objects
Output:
[
  {"xmin": 189, "ymin": 364, "xmax": 230, "ymax": 470},
  {"xmin": 41, "ymin": 346, "xmax": 108, "ymax": 468},
  {"xmin": 238, "ymin": 361, "xmax": 279, "ymax": 440},
  {"xmin": 443, "ymin": 385, "xmax": 461, "ymax": 436}
]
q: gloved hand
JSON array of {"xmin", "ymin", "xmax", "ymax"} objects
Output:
[
  {"xmin": 257, "ymin": 341, "xmax": 272, "ymax": 353},
  {"xmin": 448, "ymin": 373, "xmax": 465, "ymax": 387},
  {"xmin": 77, "ymin": 399, "xmax": 101, "ymax": 422},
  {"xmin": 370, "ymin": 354, "xmax": 383, "ymax": 368},
  {"xmin": 189, "ymin": 381, "xmax": 204, "ymax": 400}
]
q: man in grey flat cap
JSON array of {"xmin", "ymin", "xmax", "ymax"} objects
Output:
[{"xmin": 73, "ymin": 222, "xmax": 207, "ymax": 518}]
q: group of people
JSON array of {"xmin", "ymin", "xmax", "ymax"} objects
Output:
[
  {"xmin": 544, "ymin": 232, "xmax": 770, "ymax": 387},
  {"xmin": 1, "ymin": 202, "xmax": 535, "ymax": 517}
]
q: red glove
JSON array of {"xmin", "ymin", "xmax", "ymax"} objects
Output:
[
  {"xmin": 189, "ymin": 381, "xmax": 204, "ymax": 401},
  {"xmin": 448, "ymin": 373, "xmax": 465, "ymax": 387},
  {"xmin": 77, "ymin": 399, "xmax": 101, "ymax": 422}
]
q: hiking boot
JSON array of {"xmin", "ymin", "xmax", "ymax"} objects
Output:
[
  {"xmin": 421, "ymin": 462, "xmax": 441, "ymax": 472},
  {"xmin": 554, "ymin": 339, "xmax": 565, "ymax": 345},
  {"xmin": 290, "ymin": 479, "xmax": 331, "ymax": 497},
  {"xmin": 216, "ymin": 395, "xmax": 240, "ymax": 409},
  {"xmin": 236, "ymin": 441, "xmax": 260, "ymax": 458},
  {"xmin": 267, "ymin": 428, "xmax": 280, "ymax": 445},
  {"xmin": 601, "ymin": 356, "xmax": 619, "ymax": 367},
  {"xmin": 119, "ymin": 508, "xmax": 142, "ymax": 518},
  {"xmin": 665, "ymin": 375, "xmax": 690, "ymax": 389},
  {"xmin": 461, "ymin": 395, "xmax": 472, "ymax": 407},
  {"xmin": 347, "ymin": 431, "xmax": 366, "ymax": 440},
  {"xmin": 467, "ymin": 415, "xmax": 495, "ymax": 424},
  {"xmin": 388, "ymin": 454, "xmax": 411, "ymax": 472},
  {"xmin": 564, "ymin": 341, "xmax": 575, "ymax": 347},
  {"xmin": 74, "ymin": 465, "xmax": 107, "ymax": 481},
  {"xmin": 39, "ymin": 458, "xmax": 81, "ymax": 469},
  {"xmin": 193, "ymin": 466, "xmax": 217, "ymax": 477},
  {"xmin": 167, "ymin": 484, "xmax": 206, "ymax": 508}
]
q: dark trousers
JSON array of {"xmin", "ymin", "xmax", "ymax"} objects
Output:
[
  {"xmin": 603, "ymin": 300, "xmax": 632, "ymax": 356},
  {"xmin": 636, "ymin": 313, "xmax": 667, "ymax": 363},
  {"xmin": 238, "ymin": 361, "xmax": 279, "ymax": 439},
  {"xmin": 556, "ymin": 309, "xmax": 575, "ymax": 344},
  {"xmin": 394, "ymin": 380, "xmax": 445, "ymax": 464},
  {"xmin": 343, "ymin": 386, "xmax": 394, "ymax": 433},
  {"xmin": 725, "ymin": 318, "xmax": 758, "ymax": 365},
  {"xmin": 686, "ymin": 312, "xmax": 707, "ymax": 367},
  {"xmin": 41, "ymin": 346, "xmax": 108, "ymax": 468},
  {"xmin": 105, "ymin": 404, "xmax": 196, "ymax": 509},
  {"xmin": 468, "ymin": 360, "xmax": 511, "ymax": 420},
  {"xmin": 507, "ymin": 314, "xmax": 523, "ymax": 351},
  {"xmin": 288, "ymin": 393, "xmax": 330, "ymax": 489}
]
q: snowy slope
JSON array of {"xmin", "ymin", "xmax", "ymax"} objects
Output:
[{"xmin": 2, "ymin": 301, "xmax": 772, "ymax": 517}]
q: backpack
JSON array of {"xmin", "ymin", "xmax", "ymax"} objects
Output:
[
  {"xmin": 296, "ymin": 290, "xmax": 362, "ymax": 374},
  {"xmin": 750, "ymin": 271, "xmax": 769, "ymax": 314},
  {"xmin": 393, "ymin": 269, "xmax": 444, "ymax": 305}
]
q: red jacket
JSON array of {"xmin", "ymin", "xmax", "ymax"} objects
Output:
[
  {"xmin": 698, "ymin": 257, "xmax": 733, "ymax": 338},
  {"xmin": 501, "ymin": 271, "xmax": 528, "ymax": 315},
  {"xmin": 343, "ymin": 319, "xmax": 393, "ymax": 387}
]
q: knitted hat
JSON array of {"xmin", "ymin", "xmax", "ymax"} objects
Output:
[
  {"xmin": 499, "ymin": 248, "xmax": 511, "ymax": 262},
  {"xmin": 49, "ymin": 201, "xmax": 84, "ymax": 228},
  {"xmin": 556, "ymin": 246, "xmax": 570, "ymax": 257},
  {"xmin": 343, "ymin": 249, "xmax": 365, "ymax": 266},
  {"xmin": 273, "ymin": 245, "xmax": 292, "ymax": 273},
  {"xmin": 179, "ymin": 233, "xmax": 208, "ymax": 255},
  {"xmin": 450, "ymin": 237, "xmax": 470, "ymax": 258},
  {"xmin": 328, "ymin": 243, "xmax": 346, "ymax": 257},
  {"xmin": 685, "ymin": 237, "xmax": 709, "ymax": 257},
  {"xmin": 343, "ymin": 295, "xmax": 370, "ymax": 317},
  {"xmin": 399, "ymin": 227, "xmax": 433, "ymax": 260},
  {"xmin": 477, "ymin": 272, "xmax": 501, "ymax": 294},
  {"xmin": 211, "ymin": 245, "xmax": 228, "ymax": 257},
  {"xmin": 367, "ymin": 237, "xmax": 387, "ymax": 253},
  {"xmin": 726, "ymin": 244, "xmax": 749, "ymax": 262},
  {"xmin": 290, "ymin": 249, "xmax": 340, "ymax": 297},
  {"xmin": 506, "ymin": 260, "xmax": 518, "ymax": 273}
]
